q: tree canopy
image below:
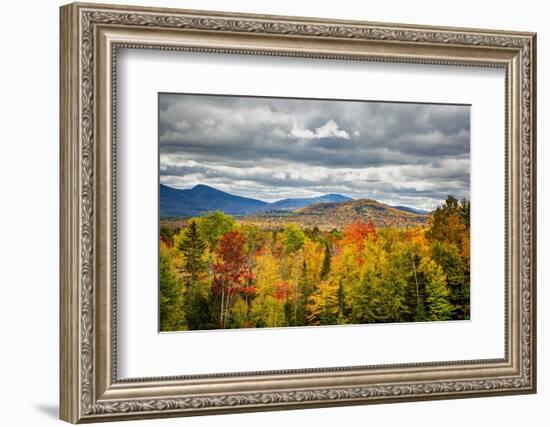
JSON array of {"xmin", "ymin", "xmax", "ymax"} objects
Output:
[{"xmin": 160, "ymin": 197, "xmax": 470, "ymax": 331}]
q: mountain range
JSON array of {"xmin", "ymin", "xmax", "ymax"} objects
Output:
[
  {"xmin": 160, "ymin": 184, "xmax": 354, "ymax": 217},
  {"xmin": 160, "ymin": 184, "xmax": 428, "ymax": 226},
  {"xmin": 160, "ymin": 184, "xmax": 268, "ymax": 217}
]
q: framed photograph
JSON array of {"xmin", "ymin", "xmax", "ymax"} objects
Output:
[{"xmin": 60, "ymin": 2, "xmax": 537, "ymax": 423}]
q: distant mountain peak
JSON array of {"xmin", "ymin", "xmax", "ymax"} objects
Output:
[
  {"xmin": 160, "ymin": 183, "xmax": 268, "ymax": 218},
  {"xmin": 319, "ymin": 193, "xmax": 352, "ymax": 202},
  {"xmin": 160, "ymin": 183, "xmax": 354, "ymax": 218},
  {"xmin": 192, "ymin": 184, "xmax": 219, "ymax": 191}
]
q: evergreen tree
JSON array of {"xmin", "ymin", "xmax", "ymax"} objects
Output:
[
  {"xmin": 336, "ymin": 280, "xmax": 346, "ymax": 324},
  {"xmin": 179, "ymin": 221, "xmax": 207, "ymax": 283},
  {"xmin": 431, "ymin": 241, "xmax": 468, "ymax": 319},
  {"xmin": 291, "ymin": 258, "xmax": 309, "ymax": 325},
  {"xmin": 376, "ymin": 247, "xmax": 409, "ymax": 322},
  {"xmin": 420, "ymin": 259, "xmax": 453, "ymax": 321},
  {"xmin": 178, "ymin": 221, "xmax": 209, "ymax": 329},
  {"xmin": 320, "ymin": 242, "xmax": 331, "ymax": 280},
  {"xmin": 159, "ymin": 251, "xmax": 185, "ymax": 331},
  {"xmin": 413, "ymin": 299, "xmax": 428, "ymax": 322},
  {"xmin": 459, "ymin": 198, "xmax": 471, "ymax": 228}
]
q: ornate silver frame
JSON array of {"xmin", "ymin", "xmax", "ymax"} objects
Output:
[{"xmin": 60, "ymin": 2, "xmax": 537, "ymax": 423}]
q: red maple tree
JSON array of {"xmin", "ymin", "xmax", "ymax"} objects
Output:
[{"xmin": 212, "ymin": 231, "xmax": 254, "ymax": 327}]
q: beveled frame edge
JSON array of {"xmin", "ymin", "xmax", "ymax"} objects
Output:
[{"xmin": 59, "ymin": 2, "xmax": 537, "ymax": 423}]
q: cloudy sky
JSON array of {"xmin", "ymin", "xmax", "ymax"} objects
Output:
[{"xmin": 159, "ymin": 93, "xmax": 470, "ymax": 211}]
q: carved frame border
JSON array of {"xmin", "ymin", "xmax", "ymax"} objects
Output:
[{"xmin": 60, "ymin": 2, "xmax": 536, "ymax": 423}]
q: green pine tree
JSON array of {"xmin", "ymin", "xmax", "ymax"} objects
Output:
[
  {"xmin": 179, "ymin": 221, "xmax": 206, "ymax": 284},
  {"xmin": 431, "ymin": 241, "xmax": 468, "ymax": 319},
  {"xmin": 421, "ymin": 259, "xmax": 454, "ymax": 321},
  {"xmin": 178, "ymin": 221, "xmax": 210, "ymax": 329},
  {"xmin": 159, "ymin": 252, "xmax": 185, "ymax": 331},
  {"xmin": 320, "ymin": 243, "xmax": 331, "ymax": 280}
]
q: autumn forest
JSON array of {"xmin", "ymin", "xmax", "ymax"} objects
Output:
[
  {"xmin": 158, "ymin": 94, "xmax": 471, "ymax": 332},
  {"xmin": 159, "ymin": 195, "xmax": 470, "ymax": 332}
]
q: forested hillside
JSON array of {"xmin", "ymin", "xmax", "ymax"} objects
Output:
[
  {"xmin": 159, "ymin": 196, "xmax": 470, "ymax": 331},
  {"xmin": 241, "ymin": 198, "xmax": 428, "ymax": 230}
]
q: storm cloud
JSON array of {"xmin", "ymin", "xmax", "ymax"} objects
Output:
[{"xmin": 159, "ymin": 93, "xmax": 470, "ymax": 211}]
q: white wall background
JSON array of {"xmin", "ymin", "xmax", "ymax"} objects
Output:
[{"xmin": 0, "ymin": 0, "xmax": 545, "ymax": 425}]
